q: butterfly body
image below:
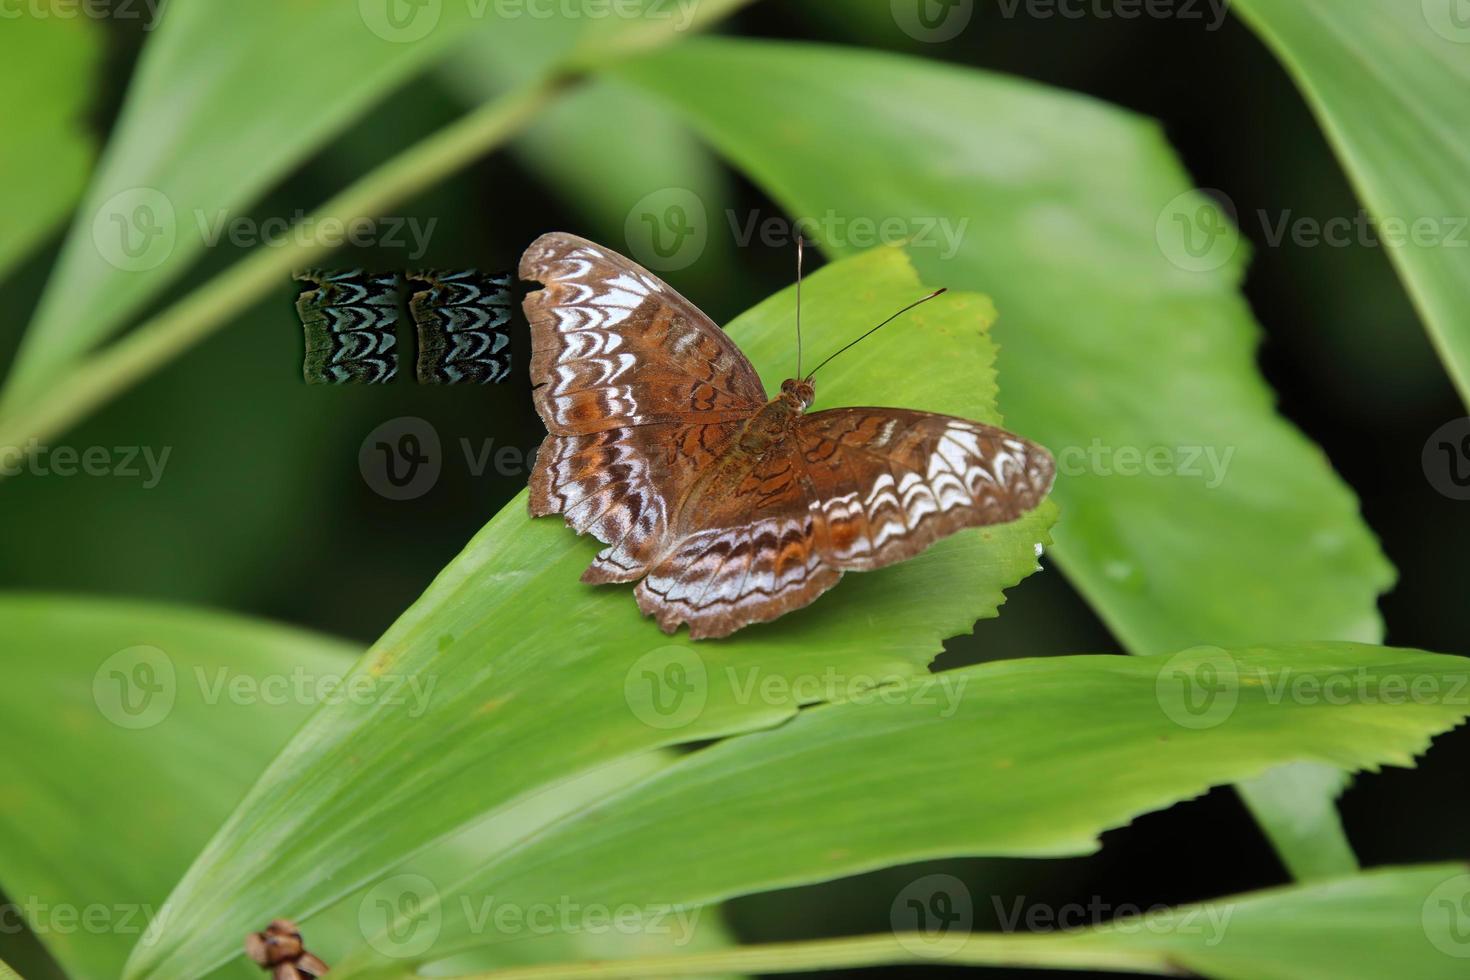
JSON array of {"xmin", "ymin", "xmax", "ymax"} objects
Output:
[{"xmin": 522, "ymin": 233, "xmax": 1055, "ymax": 639}]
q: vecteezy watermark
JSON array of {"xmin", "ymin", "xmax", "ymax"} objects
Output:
[
  {"xmin": 1423, "ymin": 417, "xmax": 1470, "ymax": 501},
  {"xmin": 625, "ymin": 187, "xmax": 709, "ymax": 273},
  {"xmin": 197, "ymin": 211, "xmax": 437, "ymax": 261},
  {"xmin": 357, "ymin": 874, "xmax": 702, "ymax": 959},
  {"xmin": 92, "ymin": 647, "xmax": 440, "ymax": 729},
  {"xmin": 1056, "ymin": 440, "xmax": 1235, "ymax": 489},
  {"xmin": 0, "ymin": 898, "xmax": 171, "ymax": 937},
  {"xmin": 0, "ymin": 440, "xmax": 171, "ymax": 487},
  {"xmin": 93, "ymin": 646, "xmax": 177, "ymax": 730},
  {"xmin": 0, "ymin": 0, "xmax": 166, "ymax": 30},
  {"xmin": 991, "ymin": 895, "xmax": 1232, "ymax": 944},
  {"xmin": 1155, "ymin": 188, "xmax": 1241, "ymax": 273},
  {"xmin": 1158, "ymin": 189, "xmax": 1470, "ymax": 272},
  {"xmin": 1155, "ymin": 646, "xmax": 1470, "ymax": 730},
  {"xmin": 359, "ymin": 417, "xmax": 543, "ymax": 501},
  {"xmin": 992, "ymin": 0, "xmax": 1231, "ymax": 30},
  {"xmin": 1423, "ymin": 871, "xmax": 1470, "ymax": 958},
  {"xmin": 91, "ymin": 187, "xmax": 438, "ymax": 271},
  {"xmin": 1423, "ymin": 0, "xmax": 1470, "ymax": 44},
  {"xmin": 891, "ymin": 0, "xmax": 974, "ymax": 42},
  {"xmin": 358, "ymin": 0, "xmax": 704, "ymax": 44},
  {"xmin": 727, "ymin": 211, "xmax": 970, "ymax": 261},
  {"xmin": 194, "ymin": 665, "xmax": 438, "ymax": 718},
  {"xmin": 361, "ymin": 417, "xmax": 443, "ymax": 501},
  {"xmin": 624, "ymin": 189, "xmax": 971, "ymax": 273},
  {"xmin": 622, "ymin": 648, "xmax": 969, "ymax": 730},
  {"xmin": 891, "ymin": 874, "xmax": 973, "ymax": 959}
]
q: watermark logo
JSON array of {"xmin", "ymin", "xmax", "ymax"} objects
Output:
[
  {"xmin": 992, "ymin": 895, "xmax": 1232, "ymax": 944},
  {"xmin": 93, "ymin": 187, "xmax": 176, "ymax": 272},
  {"xmin": 360, "ymin": 874, "xmax": 443, "ymax": 958},
  {"xmin": 891, "ymin": 0, "xmax": 973, "ymax": 42},
  {"xmin": 360, "ymin": 0, "xmax": 441, "ymax": 42},
  {"xmin": 1156, "ymin": 189, "xmax": 1239, "ymax": 273},
  {"xmin": 1423, "ymin": 417, "xmax": 1470, "ymax": 501},
  {"xmin": 0, "ymin": 0, "xmax": 166, "ymax": 30},
  {"xmin": 624, "ymin": 646, "xmax": 708, "ymax": 729},
  {"xmin": 0, "ymin": 440, "xmax": 172, "ymax": 487},
  {"xmin": 891, "ymin": 874, "xmax": 973, "ymax": 958},
  {"xmin": 991, "ymin": 0, "xmax": 1231, "ymax": 31},
  {"xmin": 360, "ymin": 417, "xmax": 443, "ymax": 500},
  {"xmin": 1424, "ymin": 0, "xmax": 1470, "ymax": 43},
  {"xmin": 1423, "ymin": 872, "xmax": 1470, "ymax": 957},
  {"xmin": 625, "ymin": 187, "xmax": 708, "ymax": 272},
  {"xmin": 93, "ymin": 646, "xmax": 176, "ymax": 730},
  {"xmin": 1056, "ymin": 440, "xmax": 1235, "ymax": 489},
  {"xmin": 1155, "ymin": 645, "xmax": 1239, "ymax": 729},
  {"xmin": 728, "ymin": 210, "xmax": 969, "ymax": 260}
]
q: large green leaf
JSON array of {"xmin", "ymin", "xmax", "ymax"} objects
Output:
[
  {"xmin": 0, "ymin": 0, "xmax": 744, "ymax": 413},
  {"xmin": 0, "ymin": 596, "xmax": 742, "ymax": 980},
  {"xmin": 331, "ymin": 642, "xmax": 1470, "ymax": 975},
  {"xmin": 1233, "ymin": 0, "xmax": 1470, "ymax": 406},
  {"xmin": 0, "ymin": 10, "xmax": 101, "ymax": 281},
  {"xmin": 0, "ymin": 594, "xmax": 356, "ymax": 979},
  {"xmin": 612, "ymin": 36, "xmax": 1395, "ymax": 879},
  {"xmin": 123, "ymin": 247, "xmax": 1056, "ymax": 979}
]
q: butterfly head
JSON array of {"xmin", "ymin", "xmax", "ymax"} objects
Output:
[{"xmin": 780, "ymin": 378, "xmax": 815, "ymax": 411}]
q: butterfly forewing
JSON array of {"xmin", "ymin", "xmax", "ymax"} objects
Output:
[
  {"xmin": 522, "ymin": 233, "xmax": 766, "ymax": 585},
  {"xmin": 796, "ymin": 409, "xmax": 1055, "ymax": 570}
]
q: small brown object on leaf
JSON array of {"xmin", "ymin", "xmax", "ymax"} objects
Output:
[{"xmin": 246, "ymin": 918, "xmax": 329, "ymax": 979}]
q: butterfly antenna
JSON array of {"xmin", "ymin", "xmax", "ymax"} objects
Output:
[
  {"xmin": 805, "ymin": 288, "xmax": 947, "ymax": 380},
  {"xmin": 795, "ymin": 236, "xmax": 805, "ymax": 379}
]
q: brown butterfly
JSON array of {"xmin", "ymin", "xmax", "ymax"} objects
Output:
[{"xmin": 522, "ymin": 232, "xmax": 1055, "ymax": 639}]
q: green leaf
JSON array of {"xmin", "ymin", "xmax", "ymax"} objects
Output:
[
  {"xmin": 1233, "ymin": 0, "xmax": 1470, "ymax": 406},
  {"xmin": 0, "ymin": 0, "xmax": 746, "ymax": 413},
  {"xmin": 0, "ymin": 10, "xmax": 101, "ymax": 281},
  {"xmin": 0, "ymin": 594, "xmax": 356, "ymax": 979},
  {"xmin": 331, "ymin": 643, "xmax": 1470, "ymax": 975},
  {"xmin": 612, "ymin": 35, "xmax": 1395, "ymax": 879},
  {"xmin": 0, "ymin": 595, "xmax": 742, "ymax": 979},
  {"xmin": 360, "ymin": 864, "xmax": 1470, "ymax": 980},
  {"xmin": 123, "ymin": 246, "xmax": 1055, "ymax": 979}
]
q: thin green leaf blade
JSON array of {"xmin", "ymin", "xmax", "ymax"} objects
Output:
[
  {"xmin": 0, "ymin": 10, "xmax": 101, "ymax": 281},
  {"xmin": 332, "ymin": 642, "xmax": 1470, "ymax": 975},
  {"xmin": 1233, "ymin": 0, "xmax": 1470, "ymax": 406},
  {"xmin": 406, "ymin": 864, "xmax": 1470, "ymax": 980},
  {"xmin": 125, "ymin": 247, "xmax": 1055, "ymax": 979}
]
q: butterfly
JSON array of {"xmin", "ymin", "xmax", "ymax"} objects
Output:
[{"xmin": 522, "ymin": 232, "xmax": 1055, "ymax": 639}]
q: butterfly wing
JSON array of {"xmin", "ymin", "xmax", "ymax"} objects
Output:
[
  {"xmin": 522, "ymin": 233, "xmax": 768, "ymax": 584},
  {"xmin": 634, "ymin": 446, "xmax": 841, "ymax": 639},
  {"xmin": 635, "ymin": 408, "xmax": 1055, "ymax": 638},
  {"xmin": 796, "ymin": 408, "xmax": 1055, "ymax": 570}
]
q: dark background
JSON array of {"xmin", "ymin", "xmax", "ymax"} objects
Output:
[{"xmin": 1, "ymin": 3, "xmax": 1465, "ymax": 977}]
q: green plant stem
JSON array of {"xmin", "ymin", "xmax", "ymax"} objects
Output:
[
  {"xmin": 452, "ymin": 933, "xmax": 1180, "ymax": 980},
  {"xmin": 0, "ymin": 73, "xmax": 567, "ymax": 458}
]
